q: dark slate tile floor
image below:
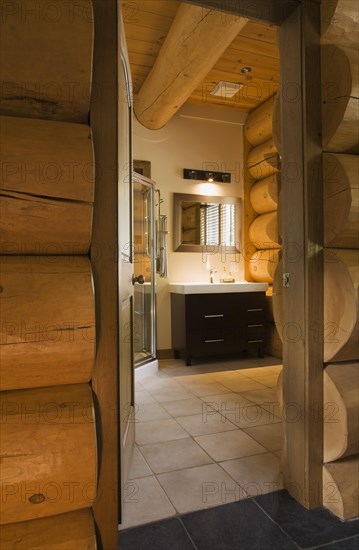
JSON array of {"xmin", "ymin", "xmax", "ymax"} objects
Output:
[{"xmin": 118, "ymin": 490, "xmax": 359, "ymax": 550}]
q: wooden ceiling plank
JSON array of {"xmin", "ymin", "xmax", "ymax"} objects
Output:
[
  {"xmin": 128, "ymin": 0, "xmax": 179, "ymax": 17},
  {"xmin": 128, "ymin": 51, "xmax": 158, "ymax": 70},
  {"xmin": 126, "ymin": 37, "xmax": 162, "ymax": 57},
  {"xmin": 214, "ymin": 59, "xmax": 279, "ymax": 80},
  {"xmin": 187, "ymin": 97, "xmax": 271, "ymax": 112},
  {"xmin": 182, "ymin": 0, "xmax": 299, "ymax": 25},
  {"xmin": 122, "ymin": 8, "xmax": 176, "ymax": 31},
  {"xmin": 240, "ymin": 21, "xmax": 279, "ymax": 43},
  {"xmin": 123, "ymin": 23, "xmax": 167, "ymax": 44},
  {"xmin": 230, "ymin": 36, "xmax": 279, "ymax": 59}
]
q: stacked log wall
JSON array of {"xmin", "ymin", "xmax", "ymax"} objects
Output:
[
  {"xmin": 244, "ymin": 92, "xmax": 282, "ymax": 359},
  {"xmin": 0, "ymin": 2, "xmax": 98, "ymax": 546},
  {"xmin": 320, "ymin": 1, "xmax": 359, "ymax": 520}
]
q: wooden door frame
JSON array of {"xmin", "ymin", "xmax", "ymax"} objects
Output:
[
  {"xmin": 90, "ymin": 1, "xmax": 119, "ymax": 549},
  {"xmin": 187, "ymin": 0, "xmax": 324, "ymax": 510},
  {"xmin": 91, "ymin": 0, "xmax": 323, "ymax": 546},
  {"xmin": 278, "ymin": 0, "xmax": 323, "ymax": 509}
]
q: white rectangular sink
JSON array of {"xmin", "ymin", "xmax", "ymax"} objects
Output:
[{"xmin": 169, "ymin": 282, "xmax": 268, "ymax": 294}]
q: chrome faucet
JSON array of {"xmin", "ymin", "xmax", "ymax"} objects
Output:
[{"xmin": 210, "ymin": 268, "xmax": 217, "ymax": 283}]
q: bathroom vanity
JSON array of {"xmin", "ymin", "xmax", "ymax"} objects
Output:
[{"xmin": 170, "ymin": 283, "xmax": 268, "ymax": 366}]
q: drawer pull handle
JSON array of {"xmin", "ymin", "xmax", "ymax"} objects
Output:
[
  {"xmin": 204, "ymin": 314, "xmax": 224, "ymax": 318},
  {"xmin": 247, "ymin": 308, "xmax": 263, "ymax": 312},
  {"xmin": 248, "ymin": 339, "xmax": 264, "ymax": 343},
  {"xmin": 248, "ymin": 324, "xmax": 263, "ymax": 328},
  {"xmin": 205, "ymin": 339, "xmax": 225, "ymax": 343}
]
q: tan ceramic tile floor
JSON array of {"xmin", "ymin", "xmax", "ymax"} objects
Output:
[{"xmin": 120, "ymin": 357, "xmax": 283, "ymax": 529}]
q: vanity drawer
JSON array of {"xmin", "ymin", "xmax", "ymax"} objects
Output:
[
  {"xmin": 187, "ymin": 328, "xmax": 237, "ymax": 355},
  {"xmin": 186, "ymin": 294, "xmax": 236, "ymax": 329},
  {"xmin": 244, "ymin": 308, "xmax": 266, "ymax": 324},
  {"xmin": 244, "ymin": 324, "xmax": 266, "ymax": 340}
]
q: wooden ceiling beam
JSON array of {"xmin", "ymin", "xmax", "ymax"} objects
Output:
[{"xmin": 134, "ymin": 3, "xmax": 248, "ymax": 129}]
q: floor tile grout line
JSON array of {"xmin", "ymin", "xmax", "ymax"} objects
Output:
[
  {"xmin": 137, "ymin": 384, "xmax": 282, "ymax": 433},
  {"xmin": 252, "ymin": 498, "xmax": 303, "ymax": 550},
  {"xmin": 130, "ymin": 444, "xmax": 154, "ymax": 478},
  {"xmin": 304, "ymin": 533, "xmax": 359, "ymax": 550},
  {"xmin": 135, "ymin": 437, "xmax": 280, "ymax": 477},
  {"xmin": 138, "ymin": 430, "xmax": 217, "ymax": 473},
  {"xmin": 177, "ymin": 516, "xmax": 200, "ymax": 550}
]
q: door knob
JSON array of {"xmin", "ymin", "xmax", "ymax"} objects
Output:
[{"xmin": 132, "ymin": 274, "xmax": 145, "ymax": 285}]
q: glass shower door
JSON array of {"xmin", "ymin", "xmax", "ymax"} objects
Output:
[{"xmin": 133, "ymin": 174, "xmax": 156, "ymax": 366}]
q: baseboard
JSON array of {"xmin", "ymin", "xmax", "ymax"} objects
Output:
[{"xmin": 157, "ymin": 349, "xmax": 175, "ymax": 360}]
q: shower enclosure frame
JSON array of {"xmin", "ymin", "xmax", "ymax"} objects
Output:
[{"xmin": 133, "ymin": 172, "xmax": 157, "ymax": 370}]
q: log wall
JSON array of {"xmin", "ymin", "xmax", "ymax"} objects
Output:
[
  {"xmin": 1, "ymin": 510, "xmax": 97, "ymax": 550},
  {"xmin": 320, "ymin": 1, "xmax": 359, "ymax": 521},
  {"xmin": 0, "ymin": 2, "xmax": 100, "ymax": 546},
  {"xmin": 244, "ymin": 92, "xmax": 283, "ymax": 358}
]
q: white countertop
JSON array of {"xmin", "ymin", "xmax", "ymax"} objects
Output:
[{"xmin": 169, "ymin": 282, "xmax": 268, "ymax": 294}]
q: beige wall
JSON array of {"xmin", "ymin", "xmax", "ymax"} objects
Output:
[{"xmin": 133, "ymin": 104, "xmax": 246, "ymax": 351}]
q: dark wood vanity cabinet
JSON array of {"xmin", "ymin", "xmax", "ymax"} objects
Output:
[{"xmin": 171, "ymin": 291, "xmax": 266, "ymax": 365}]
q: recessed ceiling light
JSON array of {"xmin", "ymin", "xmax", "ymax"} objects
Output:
[
  {"xmin": 210, "ymin": 81, "xmax": 243, "ymax": 98},
  {"xmin": 241, "ymin": 67, "xmax": 252, "ymax": 74}
]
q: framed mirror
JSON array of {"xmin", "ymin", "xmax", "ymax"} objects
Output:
[{"xmin": 173, "ymin": 193, "xmax": 241, "ymax": 252}]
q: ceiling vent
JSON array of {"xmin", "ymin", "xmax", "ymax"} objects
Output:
[{"xmin": 210, "ymin": 81, "xmax": 243, "ymax": 98}]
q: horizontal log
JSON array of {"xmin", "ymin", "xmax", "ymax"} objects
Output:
[
  {"xmin": 0, "ymin": 509, "xmax": 97, "ymax": 549},
  {"xmin": 321, "ymin": 0, "xmax": 359, "ymax": 50},
  {"xmin": 323, "ymin": 456, "xmax": 359, "ymax": 520},
  {"xmin": 248, "ymin": 248, "xmax": 280, "ymax": 283},
  {"xmin": 322, "ymin": 44, "xmax": 359, "ymax": 154},
  {"xmin": 324, "ymin": 153, "xmax": 359, "ymax": 248},
  {"xmin": 0, "ymin": 384, "xmax": 97, "ymax": 524},
  {"xmin": 265, "ymin": 322, "xmax": 283, "ymax": 359},
  {"xmin": 134, "ymin": 3, "xmax": 248, "ymax": 129},
  {"xmin": 0, "ymin": 1, "xmax": 93, "ymax": 122},
  {"xmin": 244, "ymin": 94, "xmax": 275, "ymax": 147},
  {"xmin": 250, "ymin": 174, "xmax": 279, "ymax": 214},
  {"xmin": 264, "ymin": 152, "xmax": 281, "ymax": 172},
  {"xmin": 1, "ymin": 116, "xmax": 94, "ymax": 201},
  {"xmin": 324, "ymin": 249, "xmax": 359, "ymax": 362},
  {"xmin": 0, "ymin": 116, "xmax": 94, "ymax": 254},
  {"xmin": 324, "ymin": 362, "xmax": 359, "ymax": 463},
  {"xmin": 249, "ymin": 212, "xmax": 280, "ymax": 249},
  {"xmin": 273, "ymin": 250, "xmax": 359, "ymax": 362},
  {"xmin": 0, "ymin": 192, "xmax": 93, "ymax": 255},
  {"xmin": 0, "ymin": 257, "xmax": 95, "ymax": 391},
  {"xmin": 247, "ymin": 139, "xmax": 279, "ymax": 180}
]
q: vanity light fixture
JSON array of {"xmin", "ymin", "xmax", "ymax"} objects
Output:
[{"xmin": 183, "ymin": 169, "xmax": 231, "ymax": 183}]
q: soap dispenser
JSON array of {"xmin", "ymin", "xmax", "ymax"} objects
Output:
[
  {"xmin": 220, "ymin": 266, "xmax": 228, "ymax": 283},
  {"xmin": 221, "ymin": 266, "xmax": 235, "ymax": 283}
]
